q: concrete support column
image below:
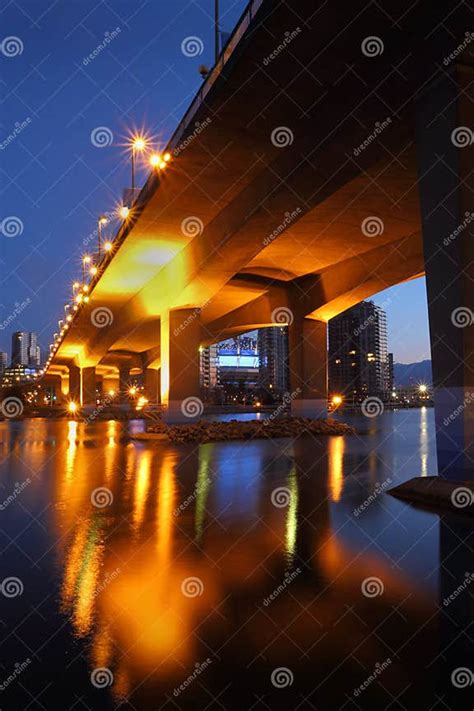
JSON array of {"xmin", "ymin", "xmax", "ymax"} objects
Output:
[
  {"xmin": 144, "ymin": 368, "xmax": 160, "ymax": 404},
  {"xmin": 160, "ymin": 308, "xmax": 201, "ymax": 421},
  {"xmin": 68, "ymin": 364, "xmax": 80, "ymax": 402},
  {"xmin": 288, "ymin": 318, "xmax": 327, "ymax": 418},
  {"xmin": 81, "ymin": 367, "xmax": 96, "ymax": 407},
  {"xmin": 416, "ymin": 65, "xmax": 474, "ymax": 480}
]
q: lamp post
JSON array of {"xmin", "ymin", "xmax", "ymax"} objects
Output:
[
  {"xmin": 131, "ymin": 136, "xmax": 146, "ymax": 192},
  {"xmin": 215, "ymin": 0, "xmax": 220, "ymax": 64},
  {"xmin": 98, "ymin": 215, "xmax": 108, "ymax": 258},
  {"xmin": 82, "ymin": 255, "xmax": 91, "ymax": 285}
]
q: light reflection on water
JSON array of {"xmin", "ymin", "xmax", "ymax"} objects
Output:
[{"xmin": 0, "ymin": 409, "xmax": 469, "ymax": 709}]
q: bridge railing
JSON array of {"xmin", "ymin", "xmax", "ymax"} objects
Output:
[{"xmin": 171, "ymin": 0, "xmax": 265, "ymax": 148}]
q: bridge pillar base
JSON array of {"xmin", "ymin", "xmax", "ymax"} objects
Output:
[
  {"xmin": 417, "ymin": 65, "xmax": 474, "ymax": 480},
  {"xmin": 160, "ymin": 308, "xmax": 201, "ymax": 422},
  {"xmin": 81, "ymin": 367, "xmax": 96, "ymax": 407},
  {"xmin": 144, "ymin": 368, "xmax": 160, "ymax": 404},
  {"xmin": 291, "ymin": 399, "xmax": 327, "ymax": 419},
  {"xmin": 288, "ymin": 318, "xmax": 327, "ymax": 419}
]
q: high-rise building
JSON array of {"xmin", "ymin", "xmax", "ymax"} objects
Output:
[
  {"xmin": 11, "ymin": 332, "xmax": 41, "ymax": 367},
  {"xmin": 328, "ymin": 301, "xmax": 390, "ymax": 400},
  {"xmin": 200, "ymin": 344, "xmax": 219, "ymax": 390},
  {"xmin": 258, "ymin": 326, "xmax": 289, "ymax": 392},
  {"xmin": 0, "ymin": 351, "xmax": 7, "ymax": 375}
]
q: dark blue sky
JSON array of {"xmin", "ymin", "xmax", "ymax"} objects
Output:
[{"xmin": 1, "ymin": 0, "xmax": 431, "ymax": 364}]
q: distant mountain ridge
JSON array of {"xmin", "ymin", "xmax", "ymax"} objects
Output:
[{"xmin": 394, "ymin": 359, "xmax": 432, "ymax": 386}]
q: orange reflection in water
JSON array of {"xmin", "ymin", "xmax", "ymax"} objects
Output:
[
  {"xmin": 61, "ymin": 516, "xmax": 104, "ymax": 636},
  {"xmin": 328, "ymin": 436, "xmax": 345, "ymax": 502},
  {"xmin": 132, "ymin": 449, "xmax": 151, "ymax": 534}
]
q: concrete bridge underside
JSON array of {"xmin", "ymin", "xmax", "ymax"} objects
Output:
[{"xmin": 45, "ymin": 0, "xmax": 474, "ymax": 479}]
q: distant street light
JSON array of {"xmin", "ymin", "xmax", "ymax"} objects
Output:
[
  {"xmin": 119, "ymin": 205, "xmax": 130, "ymax": 220},
  {"xmin": 131, "ymin": 136, "xmax": 147, "ymax": 191}
]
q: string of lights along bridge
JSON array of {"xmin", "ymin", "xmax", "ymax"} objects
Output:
[{"xmin": 44, "ymin": 135, "xmax": 171, "ymax": 375}]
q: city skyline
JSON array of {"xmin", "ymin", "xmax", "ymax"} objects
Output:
[{"xmin": 1, "ymin": 0, "xmax": 431, "ymax": 364}]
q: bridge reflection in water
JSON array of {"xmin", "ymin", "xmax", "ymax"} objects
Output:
[{"xmin": 0, "ymin": 411, "xmax": 469, "ymax": 708}]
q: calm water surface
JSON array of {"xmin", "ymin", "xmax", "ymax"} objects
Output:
[{"xmin": 0, "ymin": 409, "xmax": 472, "ymax": 709}]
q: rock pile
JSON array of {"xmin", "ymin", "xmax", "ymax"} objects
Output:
[{"xmin": 145, "ymin": 417, "xmax": 355, "ymax": 444}]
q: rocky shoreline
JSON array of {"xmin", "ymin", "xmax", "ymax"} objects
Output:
[{"xmin": 132, "ymin": 417, "xmax": 355, "ymax": 444}]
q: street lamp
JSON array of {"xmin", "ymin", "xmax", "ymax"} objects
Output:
[
  {"xmin": 82, "ymin": 255, "xmax": 91, "ymax": 284},
  {"xmin": 119, "ymin": 205, "xmax": 130, "ymax": 220},
  {"xmin": 131, "ymin": 136, "xmax": 147, "ymax": 191},
  {"xmin": 104, "ymin": 241, "xmax": 113, "ymax": 253},
  {"xmin": 98, "ymin": 215, "xmax": 108, "ymax": 257}
]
